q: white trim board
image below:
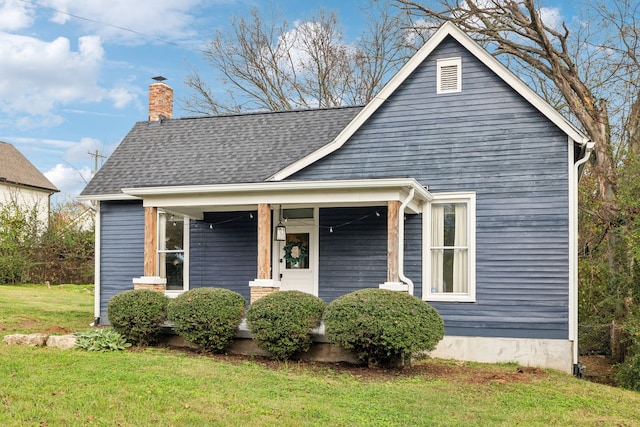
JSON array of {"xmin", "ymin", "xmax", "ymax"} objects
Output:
[
  {"xmin": 268, "ymin": 22, "xmax": 590, "ymax": 182},
  {"xmin": 121, "ymin": 178, "xmax": 432, "ymax": 217}
]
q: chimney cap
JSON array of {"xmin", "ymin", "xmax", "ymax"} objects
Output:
[{"xmin": 152, "ymin": 76, "xmax": 167, "ymax": 82}]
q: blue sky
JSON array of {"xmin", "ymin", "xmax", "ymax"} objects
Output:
[{"xmin": 0, "ymin": 0, "xmax": 575, "ymax": 202}]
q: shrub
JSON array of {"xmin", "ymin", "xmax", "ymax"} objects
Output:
[
  {"xmin": 167, "ymin": 287, "xmax": 246, "ymax": 353},
  {"xmin": 107, "ymin": 289, "xmax": 169, "ymax": 345},
  {"xmin": 324, "ymin": 288, "xmax": 444, "ymax": 367},
  {"xmin": 246, "ymin": 291, "xmax": 326, "ymax": 360},
  {"xmin": 75, "ymin": 328, "xmax": 131, "ymax": 352},
  {"xmin": 616, "ymin": 315, "xmax": 640, "ymax": 390},
  {"xmin": 616, "ymin": 353, "xmax": 640, "ymax": 391}
]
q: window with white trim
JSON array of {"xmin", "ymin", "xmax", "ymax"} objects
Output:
[
  {"xmin": 437, "ymin": 57, "xmax": 462, "ymax": 94},
  {"xmin": 158, "ymin": 212, "xmax": 189, "ymax": 292},
  {"xmin": 424, "ymin": 192, "xmax": 475, "ymax": 302}
]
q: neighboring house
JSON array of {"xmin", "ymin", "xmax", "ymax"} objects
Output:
[
  {"xmin": 80, "ymin": 23, "xmax": 593, "ymax": 373},
  {"xmin": 0, "ymin": 141, "xmax": 59, "ymax": 225}
]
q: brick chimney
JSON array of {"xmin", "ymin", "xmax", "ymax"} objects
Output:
[{"xmin": 148, "ymin": 76, "xmax": 173, "ymax": 121}]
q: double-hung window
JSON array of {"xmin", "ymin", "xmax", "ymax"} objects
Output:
[
  {"xmin": 158, "ymin": 211, "xmax": 189, "ymax": 292},
  {"xmin": 424, "ymin": 192, "xmax": 475, "ymax": 302}
]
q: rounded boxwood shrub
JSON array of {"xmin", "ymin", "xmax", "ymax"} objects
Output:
[
  {"xmin": 246, "ymin": 290, "xmax": 326, "ymax": 360},
  {"xmin": 107, "ymin": 289, "xmax": 169, "ymax": 346},
  {"xmin": 167, "ymin": 287, "xmax": 246, "ymax": 353},
  {"xmin": 324, "ymin": 288, "xmax": 444, "ymax": 367}
]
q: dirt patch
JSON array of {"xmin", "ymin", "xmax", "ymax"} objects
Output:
[
  {"xmin": 39, "ymin": 325, "xmax": 74, "ymax": 335},
  {"xmin": 0, "ymin": 317, "xmax": 40, "ymax": 332},
  {"xmin": 156, "ymin": 348, "xmax": 548, "ymax": 384},
  {"xmin": 580, "ymin": 355, "xmax": 617, "ymax": 386}
]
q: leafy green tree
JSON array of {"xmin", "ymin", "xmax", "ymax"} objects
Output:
[
  {"xmin": 0, "ymin": 202, "xmax": 41, "ymax": 284},
  {"xmin": 37, "ymin": 201, "xmax": 95, "ymax": 284},
  {"xmin": 0, "ymin": 200, "xmax": 94, "ymax": 285}
]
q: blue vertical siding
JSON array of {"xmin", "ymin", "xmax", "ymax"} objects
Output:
[
  {"xmin": 99, "ymin": 200, "xmax": 144, "ymax": 324},
  {"xmin": 190, "ymin": 212, "xmax": 257, "ymax": 302},
  {"xmin": 292, "ymin": 36, "xmax": 570, "ymax": 339}
]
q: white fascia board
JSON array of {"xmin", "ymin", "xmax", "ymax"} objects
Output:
[
  {"xmin": 445, "ymin": 24, "xmax": 590, "ymax": 146},
  {"xmin": 122, "ymin": 178, "xmax": 431, "ymax": 214},
  {"xmin": 77, "ymin": 193, "xmax": 139, "ymax": 202},
  {"xmin": 268, "ymin": 28, "xmax": 452, "ymax": 182},
  {"xmin": 122, "ymin": 178, "xmax": 430, "ymax": 197},
  {"xmin": 269, "ymin": 22, "xmax": 590, "ymax": 182}
]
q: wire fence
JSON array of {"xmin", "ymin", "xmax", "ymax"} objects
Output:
[{"xmin": 579, "ymin": 322, "xmax": 629, "ymax": 362}]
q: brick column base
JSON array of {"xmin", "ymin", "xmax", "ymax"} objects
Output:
[
  {"xmin": 249, "ymin": 279, "xmax": 280, "ymax": 303},
  {"xmin": 250, "ymin": 286, "xmax": 279, "ymax": 303}
]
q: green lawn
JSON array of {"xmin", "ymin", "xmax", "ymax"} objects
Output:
[
  {"xmin": 1, "ymin": 284, "xmax": 640, "ymax": 426},
  {"xmin": 0, "ymin": 283, "xmax": 94, "ymax": 334}
]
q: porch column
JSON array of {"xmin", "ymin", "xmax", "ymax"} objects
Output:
[
  {"xmin": 257, "ymin": 203, "xmax": 271, "ymax": 280},
  {"xmin": 380, "ymin": 200, "xmax": 408, "ymax": 292},
  {"xmin": 387, "ymin": 200, "xmax": 400, "ymax": 283},
  {"xmin": 144, "ymin": 207, "xmax": 158, "ymax": 277},
  {"xmin": 250, "ymin": 203, "xmax": 280, "ymax": 302},
  {"xmin": 133, "ymin": 206, "xmax": 166, "ymax": 292}
]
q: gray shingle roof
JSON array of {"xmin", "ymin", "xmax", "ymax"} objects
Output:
[
  {"xmin": 81, "ymin": 107, "xmax": 363, "ymax": 197},
  {"xmin": 0, "ymin": 141, "xmax": 59, "ymax": 192}
]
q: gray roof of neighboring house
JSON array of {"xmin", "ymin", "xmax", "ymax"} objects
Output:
[
  {"xmin": 80, "ymin": 106, "xmax": 363, "ymax": 197},
  {"xmin": 0, "ymin": 141, "xmax": 59, "ymax": 192}
]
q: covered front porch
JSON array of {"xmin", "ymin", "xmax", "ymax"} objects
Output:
[{"xmin": 122, "ymin": 178, "xmax": 432, "ymax": 303}]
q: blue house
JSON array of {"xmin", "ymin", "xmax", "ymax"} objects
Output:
[{"xmin": 80, "ymin": 23, "xmax": 592, "ymax": 373}]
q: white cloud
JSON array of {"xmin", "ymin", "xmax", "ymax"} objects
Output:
[
  {"xmin": 0, "ymin": 0, "xmax": 35, "ymax": 31},
  {"xmin": 540, "ymin": 7, "xmax": 563, "ymax": 31},
  {"xmin": 45, "ymin": 163, "xmax": 93, "ymax": 198},
  {"xmin": 41, "ymin": 0, "xmax": 205, "ymax": 44},
  {"xmin": 63, "ymin": 136, "xmax": 102, "ymax": 163},
  {"xmin": 0, "ymin": 0, "xmax": 214, "ymax": 128},
  {"xmin": 0, "ymin": 32, "xmax": 136, "ymax": 128},
  {"xmin": 108, "ymin": 87, "xmax": 137, "ymax": 109}
]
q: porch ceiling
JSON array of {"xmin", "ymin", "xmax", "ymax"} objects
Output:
[{"xmin": 122, "ymin": 178, "xmax": 431, "ymax": 220}]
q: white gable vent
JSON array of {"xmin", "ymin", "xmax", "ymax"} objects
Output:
[{"xmin": 437, "ymin": 57, "xmax": 462, "ymax": 94}]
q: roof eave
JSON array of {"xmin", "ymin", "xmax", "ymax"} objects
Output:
[
  {"xmin": 120, "ymin": 178, "xmax": 432, "ymax": 215},
  {"xmin": 77, "ymin": 193, "xmax": 140, "ymax": 202}
]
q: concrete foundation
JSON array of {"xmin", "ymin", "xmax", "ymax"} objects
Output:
[
  {"xmin": 160, "ymin": 324, "xmax": 359, "ymax": 364},
  {"xmin": 427, "ymin": 335, "xmax": 574, "ymax": 373}
]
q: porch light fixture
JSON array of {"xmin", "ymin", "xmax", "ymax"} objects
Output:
[
  {"xmin": 275, "ymin": 206, "xmax": 287, "ymax": 241},
  {"xmin": 275, "ymin": 221, "xmax": 287, "ymax": 241}
]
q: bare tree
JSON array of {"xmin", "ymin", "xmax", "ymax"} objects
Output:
[{"xmin": 181, "ymin": 3, "xmax": 412, "ymax": 115}]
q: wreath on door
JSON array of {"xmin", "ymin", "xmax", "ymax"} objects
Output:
[{"xmin": 283, "ymin": 241, "xmax": 308, "ymax": 265}]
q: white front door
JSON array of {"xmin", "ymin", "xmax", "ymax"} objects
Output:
[{"xmin": 279, "ymin": 224, "xmax": 317, "ymax": 295}]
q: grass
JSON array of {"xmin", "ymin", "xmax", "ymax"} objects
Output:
[
  {"xmin": 1, "ymin": 284, "xmax": 640, "ymax": 426},
  {"xmin": 0, "ymin": 283, "xmax": 94, "ymax": 334}
]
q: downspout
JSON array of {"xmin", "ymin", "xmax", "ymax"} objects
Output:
[
  {"xmin": 92, "ymin": 202, "xmax": 101, "ymax": 326},
  {"xmin": 575, "ymin": 141, "xmax": 594, "ymax": 177},
  {"xmin": 571, "ymin": 140, "xmax": 594, "ymax": 376},
  {"xmin": 398, "ymin": 188, "xmax": 415, "ymax": 295}
]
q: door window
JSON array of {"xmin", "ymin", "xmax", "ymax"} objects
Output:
[{"xmin": 283, "ymin": 233, "xmax": 309, "ymax": 269}]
